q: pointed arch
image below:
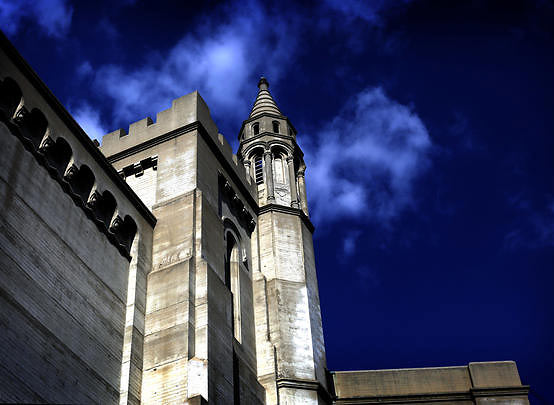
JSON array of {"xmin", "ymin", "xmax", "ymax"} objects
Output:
[
  {"xmin": 68, "ymin": 165, "xmax": 95, "ymax": 204},
  {"xmin": 44, "ymin": 137, "xmax": 72, "ymax": 178},
  {"xmin": 90, "ymin": 190, "xmax": 117, "ymax": 230},
  {"xmin": 224, "ymin": 220, "xmax": 242, "ymax": 342},
  {"xmin": 0, "ymin": 77, "xmax": 22, "ymax": 119},
  {"xmin": 17, "ymin": 108, "xmax": 48, "ymax": 148},
  {"xmin": 116, "ymin": 215, "xmax": 138, "ymax": 253}
]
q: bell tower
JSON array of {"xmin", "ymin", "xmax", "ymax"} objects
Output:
[
  {"xmin": 238, "ymin": 78, "xmax": 329, "ymax": 404},
  {"xmin": 238, "ymin": 77, "xmax": 309, "ymax": 213}
]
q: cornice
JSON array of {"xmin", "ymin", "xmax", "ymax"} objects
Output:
[
  {"xmin": 276, "ymin": 378, "xmax": 331, "ymax": 403},
  {"xmin": 237, "ymin": 112, "xmax": 298, "ymax": 140},
  {"xmin": 259, "ymin": 203, "xmax": 315, "ymax": 233},
  {"xmin": 238, "ymin": 132, "xmax": 305, "ymax": 160},
  {"xmin": 332, "ymin": 386, "xmax": 530, "ymax": 404},
  {"xmin": 107, "ymin": 120, "xmax": 260, "ymax": 213},
  {"xmin": 106, "ymin": 121, "xmax": 200, "ymax": 163}
]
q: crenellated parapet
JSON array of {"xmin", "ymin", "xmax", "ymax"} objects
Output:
[{"xmin": 99, "ymin": 92, "xmax": 258, "ymax": 202}]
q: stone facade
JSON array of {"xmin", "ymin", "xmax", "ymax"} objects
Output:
[{"xmin": 0, "ymin": 32, "xmax": 529, "ymax": 404}]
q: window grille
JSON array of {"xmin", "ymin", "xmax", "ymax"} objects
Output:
[{"xmin": 254, "ymin": 156, "xmax": 263, "ymax": 184}]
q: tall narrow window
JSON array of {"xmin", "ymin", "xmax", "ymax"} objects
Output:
[
  {"xmin": 274, "ymin": 155, "xmax": 284, "ymax": 183},
  {"xmin": 225, "ymin": 234, "xmax": 241, "ymax": 342},
  {"xmin": 252, "ymin": 122, "xmax": 260, "ymax": 135},
  {"xmin": 272, "ymin": 121, "xmax": 280, "ymax": 134},
  {"xmin": 254, "ymin": 155, "xmax": 263, "ymax": 184}
]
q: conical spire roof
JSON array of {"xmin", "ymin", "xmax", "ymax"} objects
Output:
[{"xmin": 249, "ymin": 77, "xmax": 282, "ymax": 118}]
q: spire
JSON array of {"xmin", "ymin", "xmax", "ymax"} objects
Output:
[{"xmin": 249, "ymin": 77, "xmax": 282, "ymax": 118}]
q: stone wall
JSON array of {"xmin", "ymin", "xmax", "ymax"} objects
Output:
[
  {"xmin": 331, "ymin": 361, "xmax": 530, "ymax": 404},
  {"xmin": 0, "ymin": 33, "xmax": 154, "ymax": 404},
  {"xmin": 102, "ymin": 92, "xmax": 263, "ymax": 404}
]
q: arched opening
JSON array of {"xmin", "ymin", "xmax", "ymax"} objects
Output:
[
  {"xmin": 0, "ymin": 78, "xmax": 22, "ymax": 119},
  {"xmin": 272, "ymin": 120, "xmax": 280, "ymax": 134},
  {"xmin": 225, "ymin": 231, "xmax": 241, "ymax": 342},
  {"xmin": 17, "ymin": 108, "xmax": 48, "ymax": 148},
  {"xmin": 249, "ymin": 149, "xmax": 264, "ymax": 185},
  {"xmin": 114, "ymin": 215, "xmax": 138, "ymax": 253},
  {"xmin": 252, "ymin": 122, "xmax": 260, "ymax": 136},
  {"xmin": 92, "ymin": 190, "xmax": 117, "ymax": 230},
  {"xmin": 272, "ymin": 147, "xmax": 287, "ymax": 184},
  {"xmin": 44, "ymin": 137, "xmax": 72, "ymax": 178},
  {"xmin": 68, "ymin": 165, "xmax": 95, "ymax": 204}
]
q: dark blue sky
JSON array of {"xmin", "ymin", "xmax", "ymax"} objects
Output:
[{"xmin": 2, "ymin": 0, "xmax": 552, "ymax": 401}]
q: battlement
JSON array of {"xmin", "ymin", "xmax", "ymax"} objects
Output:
[
  {"xmin": 100, "ymin": 91, "xmax": 218, "ymax": 156},
  {"xmin": 100, "ymin": 91, "xmax": 257, "ymax": 200}
]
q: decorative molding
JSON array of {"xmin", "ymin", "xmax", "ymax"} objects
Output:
[
  {"xmin": 470, "ymin": 385, "xmax": 530, "ymax": 397},
  {"xmin": 218, "ymin": 172, "xmax": 256, "ymax": 233},
  {"xmin": 0, "ymin": 31, "xmax": 155, "ymax": 228},
  {"xmin": 118, "ymin": 156, "xmax": 158, "ymax": 179},
  {"xmin": 1, "ymin": 115, "xmax": 134, "ymax": 260},
  {"xmin": 332, "ymin": 385, "xmax": 530, "ymax": 404},
  {"xmin": 259, "ymin": 203, "xmax": 315, "ymax": 233},
  {"xmin": 276, "ymin": 378, "xmax": 332, "ymax": 403}
]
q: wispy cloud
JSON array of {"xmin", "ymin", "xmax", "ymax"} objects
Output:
[
  {"xmin": 0, "ymin": 0, "xmax": 73, "ymax": 38},
  {"xmin": 71, "ymin": 103, "xmax": 107, "ymax": 142},
  {"xmin": 343, "ymin": 231, "xmax": 362, "ymax": 257},
  {"xmin": 302, "ymin": 87, "xmax": 432, "ymax": 227},
  {"xmin": 90, "ymin": 1, "xmax": 298, "ymax": 134}
]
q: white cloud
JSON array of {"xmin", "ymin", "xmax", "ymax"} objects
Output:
[
  {"xmin": 343, "ymin": 231, "xmax": 362, "ymax": 256},
  {"xmin": 71, "ymin": 103, "xmax": 107, "ymax": 142},
  {"xmin": 303, "ymin": 87, "xmax": 431, "ymax": 226},
  {"xmin": 0, "ymin": 0, "xmax": 73, "ymax": 37},
  {"xmin": 91, "ymin": 1, "xmax": 298, "ymax": 132}
]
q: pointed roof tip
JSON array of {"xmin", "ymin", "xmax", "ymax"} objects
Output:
[
  {"xmin": 258, "ymin": 76, "xmax": 269, "ymax": 90},
  {"xmin": 249, "ymin": 76, "xmax": 282, "ymax": 118}
]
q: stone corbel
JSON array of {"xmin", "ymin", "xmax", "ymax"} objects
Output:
[
  {"xmin": 134, "ymin": 162, "xmax": 143, "ymax": 177},
  {"xmin": 63, "ymin": 163, "xmax": 78, "ymax": 182},
  {"xmin": 13, "ymin": 106, "xmax": 28, "ymax": 125},
  {"xmin": 38, "ymin": 135, "xmax": 54, "ymax": 154},
  {"xmin": 87, "ymin": 190, "xmax": 101, "ymax": 209},
  {"xmin": 109, "ymin": 215, "xmax": 123, "ymax": 233}
]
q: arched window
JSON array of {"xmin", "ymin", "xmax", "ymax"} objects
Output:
[
  {"xmin": 273, "ymin": 153, "xmax": 284, "ymax": 183},
  {"xmin": 252, "ymin": 122, "xmax": 260, "ymax": 135},
  {"xmin": 272, "ymin": 121, "xmax": 280, "ymax": 134},
  {"xmin": 254, "ymin": 154, "xmax": 263, "ymax": 184},
  {"xmin": 225, "ymin": 232, "xmax": 241, "ymax": 342}
]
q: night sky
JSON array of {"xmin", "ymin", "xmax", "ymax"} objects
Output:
[{"xmin": 1, "ymin": 0, "xmax": 552, "ymax": 401}]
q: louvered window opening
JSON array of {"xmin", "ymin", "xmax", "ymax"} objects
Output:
[{"xmin": 254, "ymin": 157, "xmax": 264, "ymax": 184}]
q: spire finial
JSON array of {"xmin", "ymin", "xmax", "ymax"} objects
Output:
[
  {"xmin": 258, "ymin": 76, "xmax": 269, "ymax": 90},
  {"xmin": 248, "ymin": 76, "xmax": 281, "ymax": 118}
]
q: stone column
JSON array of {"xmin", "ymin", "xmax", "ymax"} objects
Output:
[
  {"xmin": 243, "ymin": 159, "xmax": 251, "ymax": 183},
  {"xmin": 297, "ymin": 168, "xmax": 309, "ymax": 216},
  {"xmin": 264, "ymin": 149, "xmax": 275, "ymax": 202},
  {"xmin": 287, "ymin": 155, "xmax": 299, "ymax": 208}
]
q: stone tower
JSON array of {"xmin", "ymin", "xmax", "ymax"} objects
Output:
[
  {"xmin": 238, "ymin": 78, "xmax": 329, "ymax": 404},
  {"xmin": 0, "ymin": 33, "xmax": 531, "ymax": 405}
]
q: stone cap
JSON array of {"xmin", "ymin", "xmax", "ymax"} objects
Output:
[{"xmin": 331, "ymin": 361, "xmax": 526, "ymax": 399}]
